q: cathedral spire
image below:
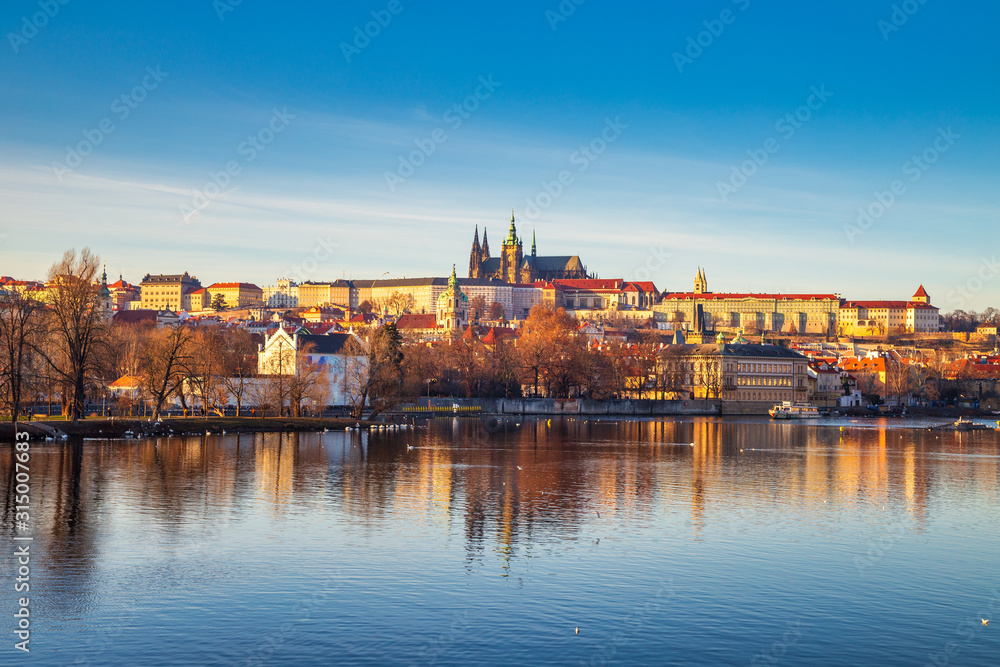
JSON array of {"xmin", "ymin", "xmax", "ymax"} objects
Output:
[
  {"xmin": 481, "ymin": 228, "xmax": 489, "ymax": 258},
  {"xmin": 531, "ymin": 228, "xmax": 536, "ymax": 257},
  {"xmin": 469, "ymin": 227, "xmax": 481, "ymax": 278},
  {"xmin": 506, "ymin": 210, "xmax": 518, "ymax": 246}
]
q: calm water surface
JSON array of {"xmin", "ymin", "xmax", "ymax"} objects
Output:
[{"xmin": 2, "ymin": 417, "xmax": 999, "ymax": 666}]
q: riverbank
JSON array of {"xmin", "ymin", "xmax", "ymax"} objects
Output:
[{"xmin": 0, "ymin": 416, "xmax": 388, "ymax": 442}]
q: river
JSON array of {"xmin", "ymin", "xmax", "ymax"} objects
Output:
[{"xmin": 2, "ymin": 416, "xmax": 998, "ymax": 665}]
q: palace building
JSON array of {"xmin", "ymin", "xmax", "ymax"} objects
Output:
[
  {"xmin": 468, "ymin": 211, "xmax": 589, "ymax": 284},
  {"xmin": 654, "ymin": 268, "xmax": 841, "ymax": 336}
]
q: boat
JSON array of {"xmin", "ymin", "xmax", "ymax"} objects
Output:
[
  {"xmin": 769, "ymin": 402, "xmax": 821, "ymax": 419},
  {"xmin": 952, "ymin": 417, "xmax": 994, "ymax": 432}
]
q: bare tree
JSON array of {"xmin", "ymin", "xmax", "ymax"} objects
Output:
[
  {"xmin": 855, "ymin": 371, "xmax": 883, "ymax": 404},
  {"xmin": 656, "ymin": 345, "xmax": 688, "ymax": 399},
  {"xmin": 34, "ymin": 248, "xmax": 106, "ymax": 422},
  {"xmin": 259, "ymin": 334, "xmax": 295, "ymax": 415},
  {"xmin": 884, "ymin": 358, "xmax": 910, "ymax": 406},
  {"xmin": 469, "ymin": 295, "xmax": 487, "ymax": 320},
  {"xmin": 287, "ymin": 344, "xmax": 325, "ymax": 417},
  {"xmin": 488, "ymin": 301, "xmax": 505, "ymax": 320},
  {"xmin": 220, "ymin": 329, "xmax": 258, "ymax": 416},
  {"xmin": 0, "ymin": 288, "xmax": 40, "ymax": 423},
  {"xmin": 247, "ymin": 376, "xmax": 275, "ymax": 418},
  {"xmin": 105, "ymin": 321, "xmax": 150, "ymax": 416},
  {"xmin": 187, "ymin": 327, "xmax": 225, "ymax": 415},
  {"xmin": 139, "ymin": 325, "xmax": 194, "ymax": 419},
  {"xmin": 342, "ymin": 324, "xmax": 403, "ymax": 420},
  {"xmin": 700, "ymin": 356, "xmax": 723, "ymax": 400}
]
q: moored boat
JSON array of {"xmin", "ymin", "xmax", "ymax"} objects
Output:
[{"xmin": 769, "ymin": 402, "xmax": 821, "ymax": 419}]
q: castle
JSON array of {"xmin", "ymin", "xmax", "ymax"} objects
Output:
[{"xmin": 467, "ymin": 211, "xmax": 589, "ymax": 284}]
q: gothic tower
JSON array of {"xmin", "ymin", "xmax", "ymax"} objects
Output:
[
  {"xmin": 481, "ymin": 227, "xmax": 490, "ymax": 261},
  {"xmin": 693, "ymin": 267, "xmax": 707, "ymax": 294},
  {"xmin": 500, "ymin": 210, "xmax": 523, "ymax": 284},
  {"xmin": 469, "ymin": 225, "xmax": 482, "ymax": 278}
]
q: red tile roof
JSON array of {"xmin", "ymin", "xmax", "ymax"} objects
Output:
[
  {"xmin": 551, "ymin": 279, "xmax": 624, "ymax": 290},
  {"xmin": 842, "ymin": 300, "xmax": 937, "ymax": 309},
  {"xmin": 623, "ymin": 281, "xmax": 658, "ymax": 292},
  {"xmin": 112, "ymin": 310, "xmax": 158, "ymax": 325},
  {"xmin": 482, "ymin": 327, "xmax": 516, "ymax": 345},
  {"xmin": 208, "ymin": 282, "xmax": 261, "ymax": 290},
  {"xmin": 396, "ymin": 314, "xmax": 438, "ymax": 329},
  {"xmin": 664, "ymin": 292, "xmax": 840, "ymax": 301}
]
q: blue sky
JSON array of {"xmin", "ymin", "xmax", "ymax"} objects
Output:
[{"xmin": 1, "ymin": 1, "xmax": 998, "ymax": 310}]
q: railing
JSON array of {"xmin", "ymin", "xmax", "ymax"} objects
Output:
[{"xmin": 399, "ymin": 405, "xmax": 483, "ymax": 413}]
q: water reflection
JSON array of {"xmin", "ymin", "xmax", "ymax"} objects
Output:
[
  {"xmin": 6, "ymin": 419, "xmax": 996, "ymax": 565},
  {"xmin": 2, "ymin": 418, "xmax": 998, "ymax": 664}
]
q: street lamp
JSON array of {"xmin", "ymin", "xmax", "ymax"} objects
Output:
[{"xmin": 425, "ymin": 378, "xmax": 437, "ymax": 407}]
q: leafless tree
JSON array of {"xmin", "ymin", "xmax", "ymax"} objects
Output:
[
  {"xmin": 258, "ymin": 334, "xmax": 296, "ymax": 415},
  {"xmin": 0, "ymin": 288, "xmax": 40, "ymax": 423},
  {"xmin": 220, "ymin": 329, "xmax": 258, "ymax": 416},
  {"xmin": 187, "ymin": 327, "xmax": 226, "ymax": 415},
  {"xmin": 656, "ymin": 345, "xmax": 688, "ymax": 399},
  {"xmin": 139, "ymin": 325, "xmax": 194, "ymax": 419},
  {"xmin": 342, "ymin": 324, "xmax": 403, "ymax": 420},
  {"xmin": 34, "ymin": 248, "xmax": 107, "ymax": 422},
  {"xmin": 469, "ymin": 295, "xmax": 487, "ymax": 320},
  {"xmin": 287, "ymin": 344, "xmax": 325, "ymax": 417},
  {"xmin": 855, "ymin": 371, "xmax": 883, "ymax": 404}
]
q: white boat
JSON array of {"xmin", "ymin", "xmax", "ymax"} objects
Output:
[{"xmin": 769, "ymin": 402, "xmax": 820, "ymax": 419}]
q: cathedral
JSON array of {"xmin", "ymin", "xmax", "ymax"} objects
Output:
[{"xmin": 467, "ymin": 211, "xmax": 589, "ymax": 284}]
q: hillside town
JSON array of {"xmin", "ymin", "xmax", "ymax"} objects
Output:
[{"xmin": 2, "ymin": 216, "xmax": 999, "ymax": 421}]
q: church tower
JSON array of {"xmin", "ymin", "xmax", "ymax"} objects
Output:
[
  {"xmin": 500, "ymin": 210, "xmax": 524, "ymax": 284},
  {"xmin": 693, "ymin": 267, "xmax": 707, "ymax": 295},
  {"xmin": 481, "ymin": 227, "xmax": 490, "ymax": 261},
  {"xmin": 96, "ymin": 263, "xmax": 114, "ymax": 320},
  {"xmin": 436, "ymin": 265, "xmax": 469, "ymax": 331},
  {"xmin": 469, "ymin": 226, "xmax": 482, "ymax": 278}
]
